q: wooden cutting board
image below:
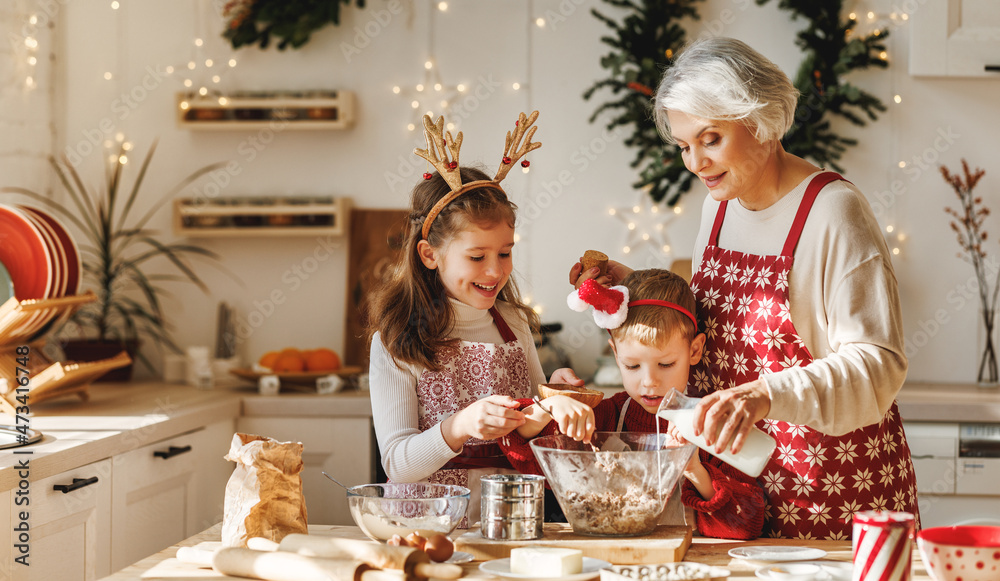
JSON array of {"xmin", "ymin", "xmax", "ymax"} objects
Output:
[{"xmin": 455, "ymin": 523, "xmax": 692, "ymax": 564}]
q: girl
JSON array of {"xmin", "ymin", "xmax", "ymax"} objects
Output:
[
  {"xmin": 367, "ymin": 112, "xmax": 581, "ymax": 523},
  {"xmin": 501, "ymin": 269, "xmax": 767, "ymax": 539}
]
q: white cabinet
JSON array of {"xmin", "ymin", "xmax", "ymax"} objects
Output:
[
  {"xmin": 13, "ymin": 459, "xmax": 112, "ymax": 581},
  {"xmin": 910, "ymin": 0, "xmax": 1000, "ymax": 76},
  {"xmin": 191, "ymin": 419, "xmax": 236, "ymax": 535},
  {"xmin": 236, "ymin": 417, "xmax": 373, "ymax": 525},
  {"xmin": 110, "ymin": 419, "xmax": 235, "ymax": 572}
]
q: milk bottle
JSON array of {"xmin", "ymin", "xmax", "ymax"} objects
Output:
[{"xmin": 656, "ymin": 389, "xmax": 775, "ymax": 478}]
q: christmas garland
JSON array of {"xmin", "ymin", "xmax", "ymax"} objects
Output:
[
  {"xmin": 222, "ymin": 0, "xmax": 365, "ymax": 50},
  {"xmin": 583, "ymin": 0, "xmax": 889, "ymax": 205}
]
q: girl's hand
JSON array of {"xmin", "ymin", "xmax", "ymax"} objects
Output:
[
  {"xmin": 692, "ymin": 379, "xmax": 771, "ymax": 455},
  {"xmin": 443, "ymin": 395, "xmax": 525, "ymax": 449},
  {"xmin": 568, "ymin": 259, "xmax": 633, "ymax": 289},
  {"xmin": 548, "ymin": 367, "xmax": 584, "ymax": 387},
  {"xmin": 542, "ymin": 395, "xmax": 596, "ymax": 443}
]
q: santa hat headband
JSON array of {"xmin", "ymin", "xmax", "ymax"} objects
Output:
[{"xmin": 567, "ymin": 279, "xmax": 697, "ymax": 330}]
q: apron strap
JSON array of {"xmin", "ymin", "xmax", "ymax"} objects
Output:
[
  {"xmin": 781, "ymin": 171, "xmax": 844, "ymax": 257},
  {"xmin": 708, "ymin": 200, "xmax": 729, "ymax": 247},
  {"xmin": 617, "ymin": 397, "xmax": 630, "ymax": 432},
  {"xmin": 488, "ymin": 306, "xmax": 519, "ymax": 343}
]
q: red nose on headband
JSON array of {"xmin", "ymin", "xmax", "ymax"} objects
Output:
[{"xmin": 626, "ymin": 299, "xmax": 698, "ymax": 328}]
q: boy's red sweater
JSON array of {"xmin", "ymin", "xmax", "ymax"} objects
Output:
[{"xmin": 499, "ymin": 391, "xmax": 767, "ymax": 540}]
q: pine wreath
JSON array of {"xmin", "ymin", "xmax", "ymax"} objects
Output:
[
  {"xmin": 583, "ymin": 0, "xmax": 889, "ymax": 205},
  {"xmin": 222, "ymin": 0, "xmax": 366, "ymax": 50}
]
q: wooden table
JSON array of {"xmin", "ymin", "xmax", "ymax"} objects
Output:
[{"xmin": 99, "ymin": 523, "xmax": 936, "ymax": 580}]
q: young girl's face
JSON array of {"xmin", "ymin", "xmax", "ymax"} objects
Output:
[
  {"xmin": 611, "ymin": 331, "xmax": 705, "ymax": 414},
  {"xmin": 418, "ymin": 221, "xmax": 515, "ymax": 310}
]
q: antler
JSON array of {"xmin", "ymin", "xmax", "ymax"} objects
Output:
[
  {"xmin": 413, "ymin": 115, "xmax": 464, "ymax": 191},
  {"xmin": 494, "ymin": 111, "xmax": 541, "ymax": 182}
]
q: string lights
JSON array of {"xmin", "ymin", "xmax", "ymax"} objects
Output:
[{"xmin": 608, "ymin": 193, "xmax": 679, "ymax": 259}]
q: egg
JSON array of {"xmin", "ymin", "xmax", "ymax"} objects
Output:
[
  {"xmin": 424, "ymin": 534, "xmax": 454, "ymax": 562},
  {"xmin": 404, "ymin": 532, "xmax": 428, "ymax": 552}
]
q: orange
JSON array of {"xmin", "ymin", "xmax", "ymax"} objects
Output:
[
  {"xmin": 305, "ymin": 348, "xmax": 341, "ymax": 372},
  {"xmin": 258, "ymin": 351, "xmax": 280, "ymax": 370},
  {"xmin": 272, "ymin": 350, "xmax": 306, "ymax": 373}
]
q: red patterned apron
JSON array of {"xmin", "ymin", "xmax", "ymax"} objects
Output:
[
  {"xmin": 414, "ymin": 306, "xmax": 534, "ymax": 524},
  {"xmin": 689, "ymin": 172, "xmax": 919, "ymax": 540}
]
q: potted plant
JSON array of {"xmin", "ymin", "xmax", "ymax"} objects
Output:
[{"xmin": 4, "ymin": 140, "xmax": 227, "ymax": 380}]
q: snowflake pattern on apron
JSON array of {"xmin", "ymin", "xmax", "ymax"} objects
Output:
[{"xmin": 689, "ymin": 172, "xmax": 919, "ymax": 540}]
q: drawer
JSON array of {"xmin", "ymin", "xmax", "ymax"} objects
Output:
[
  {"xmin": 912, "ymin": 457, "xmax": 956, "ymax": 494},
  {"xmin": 956, "ymin": 457, "xmax": 1000, "ymax": 495}
]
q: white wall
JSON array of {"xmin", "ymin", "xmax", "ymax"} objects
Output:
[{"xmin": 4, "ymin": 0, "xmax": 1000, "ymax": 383}]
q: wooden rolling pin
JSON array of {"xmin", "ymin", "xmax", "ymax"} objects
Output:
[
  {"xmin": 213, "ymin": 548, "xmax": 408, "ymax": 581},
  {"xmin": 278, "ymin": 535, "xmax": 462, "ymax": 580}
]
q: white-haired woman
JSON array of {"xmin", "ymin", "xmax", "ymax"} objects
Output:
[{"xmin": 572, "ymin": 37, "xmax": 918, "ymax": 539}]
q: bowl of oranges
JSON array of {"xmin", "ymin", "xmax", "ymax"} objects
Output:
[{"xmin": 230, "ymin": 347, "xmax": 360, "ymax": 385}]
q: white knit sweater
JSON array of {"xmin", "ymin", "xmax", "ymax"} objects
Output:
[
  {"xmin": 692, "ymin": 171, "xmax": 908, "ymax": 436},
  {"xmin": 369, "ymin": 299, "xmax": 546, "ymax": 483}
]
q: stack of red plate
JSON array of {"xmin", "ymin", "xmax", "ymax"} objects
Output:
[{"xmin": 0, "ymin": 203, "xmax": 81, "ymax": 337}]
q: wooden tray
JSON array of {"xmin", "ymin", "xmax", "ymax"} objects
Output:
[
  {"xmin": 229, "ymin": 366, "xmax": 362, "ymax": 385},
  {"xmin": 455, "ymin": 523, "xmax": 692, "ymax": 564}
]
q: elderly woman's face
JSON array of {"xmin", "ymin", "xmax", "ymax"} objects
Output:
[{"xmin": 667, "ymin": 110, "xmax": 771, "ymax": 205}]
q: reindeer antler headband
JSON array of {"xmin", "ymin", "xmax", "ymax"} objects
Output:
[{"xmin": 414, "ymin": 111, "xmax": 541, "ymax": 240}]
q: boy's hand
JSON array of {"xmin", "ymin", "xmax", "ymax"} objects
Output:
[
  {"xmin": 548, "ymin": 367, "xmax": 584, "ymax": 387},
  {"xmin": 665, "ymin": 425, "xmax": 703, "ymax": 475},
  {"xmin": 543, "ymin": 395, "xmax": 596, "ymax": 443},
  {"xmin": 569, "ymin": 259, "xmax": 633, "ymax": 289}
]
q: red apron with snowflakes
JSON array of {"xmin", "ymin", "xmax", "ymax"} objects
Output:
[
  {"xmin": 414, "ymin": 306, "xmax": 534, "ymax": 524},
  {"xmin": 689, "ymin": 172, "xmax": 919, "ymax": 540}
]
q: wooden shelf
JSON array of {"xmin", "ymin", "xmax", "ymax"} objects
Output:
[
  {"xmin": 172, "ymin": 196, "xmax": 350, "ymax": 238},
  {"xmin": 176, "ymin": 90, "xmax": 355, "ymax": 130}
]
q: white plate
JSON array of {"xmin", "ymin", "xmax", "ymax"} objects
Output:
[
  {"xmin": 446, "ymin": 551, "xmax": 474, "ymax": 564},
  {"xmin": 754, "ymin": 561, "xmax": 852, "ymax": 581},
  {"xmin": 480, "ymin": 557, "xmax": 611, "ymax": 581},
  {"xmin": 728, "ymin": 546, "xmax": 828, "ymax": 562}
]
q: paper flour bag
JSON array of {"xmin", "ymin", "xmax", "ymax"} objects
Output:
[{"xmin": 222, "ymin": 433, "xmax": 308, "ymax": 546}]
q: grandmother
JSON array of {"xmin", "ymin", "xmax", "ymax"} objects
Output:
[{"xmin": 572, "ymin": 37, "xmax": 919, "ymax": 539}]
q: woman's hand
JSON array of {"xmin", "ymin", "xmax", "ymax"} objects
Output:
[
  {"xmin": 568, "ymin": 258, "xmax": 633, "ymax": 289},
  {"xmin": 442, "ymin": 395, "xmax": 526, "ymax": 450},
  {"xmin": 548, "ymin": 367, "xmax": 585, "ymax": 387},
  {"xmin": 692, "ymin": 379, "xmax": 771, "ymax": 455}
]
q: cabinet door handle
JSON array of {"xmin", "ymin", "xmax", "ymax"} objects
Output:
[
  {"xmin": 53, "ymin": 477, "xmax": 99, "ymax": 494},
  {"xmin": 153, "ymin": 445, "xmax": 192, "ymax": 460}
]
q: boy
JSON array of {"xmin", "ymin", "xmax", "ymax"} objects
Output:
[{"xmin": 500, "ymin": 269, "xmax": 766, "ymax": 539}]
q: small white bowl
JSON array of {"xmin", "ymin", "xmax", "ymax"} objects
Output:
[{"xmin": 766, "ymin": 563, "xmax": 821, "ymax": 581}]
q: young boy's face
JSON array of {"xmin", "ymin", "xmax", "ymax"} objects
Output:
[{"xmin": 611, "ymin": 331, "xmax": 705, "ymax": 414}]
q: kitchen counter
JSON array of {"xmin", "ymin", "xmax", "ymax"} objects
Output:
[
  {"xmin": 897, "ymin": 382, "xmax": 1000, "ymax": 422},
  {"xmin": 0, "ymin": 380, "xmax": 373, "ymax": 492},
  {"xmin": 97, "ymin": 523, "xmax": 936, "ymax": 580}
]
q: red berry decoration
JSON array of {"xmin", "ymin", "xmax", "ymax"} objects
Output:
[
  {"xmin": 423, "ymin": 173, "xmax": 433, "ymax": 180},
  {"xmin": 502, "ymin": 156, "xmax": 512, "ymax": 164},
  {"xmin": 521, "ymin": 160, "xmax": 530, "ymax": 168},
  {"xmin": 447, "ymin": 161, "xmax": 458, "ymax": 170}
]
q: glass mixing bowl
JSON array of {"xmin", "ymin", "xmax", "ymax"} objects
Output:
[
  {"xmin": 347, "ymin": 483, "xmax": 470, "ymax": 542},
  {"xmin": 530, "ymin": 432, "xmax": 695, "ymax": 537}
]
